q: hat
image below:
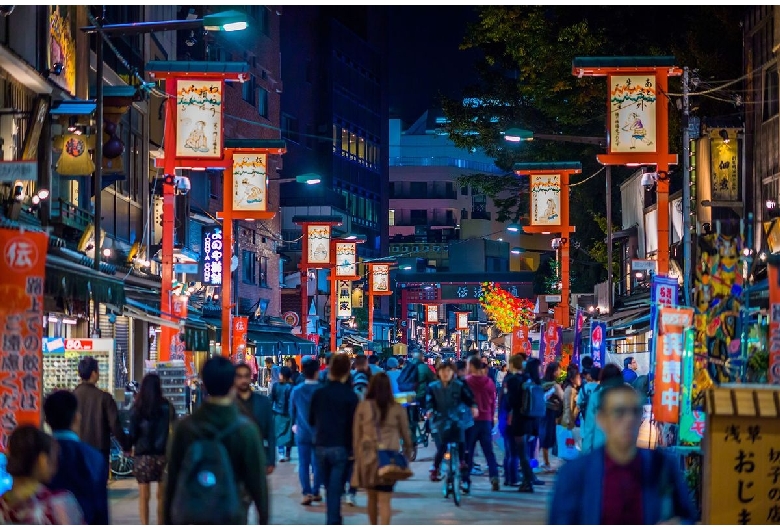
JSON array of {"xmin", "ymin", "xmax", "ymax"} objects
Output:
[{"xmin": 386, "ymin": 357, "xmax": 399, "ymax": 369}]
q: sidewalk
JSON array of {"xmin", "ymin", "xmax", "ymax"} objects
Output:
[{"xmin": 109, "ymin": 443, "xmax": 552, "ymax": 525}]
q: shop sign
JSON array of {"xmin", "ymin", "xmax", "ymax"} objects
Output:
[
  {"xmin": 201, "ymin": 227, "xmax": 223, "ymax": 286},
  {"xmin": 232, "ymin": 153, "xmax": 267, "ymax": 214},
  {"xmin": 337, "ymin": 280, "xmax": 352, "ymax": 319},
  {"xmin": 42, "ymin": 337, "xmax": 65, "ymax": 353},
  {"xmin": 63, "ymin": 338, "xmax": 93, "ymax": 351},
  {"xmin": 0, "ymin": 228, "xmax": 48, "ymax": 451},
  {"xmin": 769, "ymin": 260, "xmax": 780, "ymax": 384},
  {"xmin": 572, "ymin": 308, "xmax": 584, "ymax": 368},
  {"xmin": 679, "ymin": 328, "xmax": 705, "ymax": 444},
  {"xmin": 232, "ymin": 316, "xmax": 248, "ymax": 362},
  {"xmin": 589, "ymin": 320, "xmax": 606, "ymax": 367},
  {"xmin": 512, "ymin": 324, "xmax": 531, "ymax": 355},
  {"xmin": 710, "ymin": 128, "xmax": 739, "ymax": 202},
  {"xmin": 175, "ymin": 79, "xmax": 223, "ymax": 159},
  {"xmin": 425, "ymin": 304, "xmax": 439, "ymax": 324},
  {"xmin": 306, "ymin": 225, "xmax": 331, "ymax": 265},
  {"xmin": 49, "ymin": 7, "xmax": 76, "ymax": 96},
  {"xmin": 282, "ymin": 311, "xmax": 299, "ymax": 328},
  {"xmin": 608, "ymin": 74, "xmax": 657, "ymax": 154},
  {"xmin": 652, "ymin": 306, "xmax": 693, "ymax": 424},
  {"xmin": 456, "ymin": 312, "xmax": 469, "ymax": 331},
  {"xmin": 351, "ymin": 286, "xmax": 364, "ymax": 309},
  {"xmin": 0, "ymin": 161, "xmax": 36, "ymax": 183},
  {"xmin": 540, "ymin": 322, "xmax": 561, "ymax": 366},
  {"xmin": 369, "ymin": 263, "xmax": 391, "ymax": 294},
  {"xmin": 529, "ymin": 173, "xmax": 561, "ymax": 226},
  {"xmin": 335, "ymin": 242, "xmax": 357, "ymax": 278}
]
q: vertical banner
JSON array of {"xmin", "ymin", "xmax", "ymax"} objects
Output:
[
  {"xmin": 770, "ymin": 259, "xmax": 780, "ymax": 384},
  {"xmin": 538, "ymin": 322, "xmax": 547, "ymax": 362},
  {"xmin": 540, "ymin": 322, "xmax": 560, "ymax": 366},
  {"xmin": 0, "ymin": 229, "xmax": 47, "ymax": 450},
  {"xmin": 175, "ymin": 79, "xmax": 223, "ymax": 159},
  {"xmin": 512, "ymin": 325, "xmax": 531, "ymax": 355},
  {"xmin": 334, "ymin": 242, "xmax": 357, "ymax": 278},
  {"xmin": 709, "ymin": 128, "xmax": 739, "ymax": 202},
  {"xmin": 590, "ymin": 320, "xmax": 606, "ymax": 368},
  {"xmin": 170, "ymin": 295, "xmax": 188, "ymax": 362},
  {"xmin": 679, "ymin": 328, "xmax": 705, "ymax": 444},
  {"xmin": 337, "ymin": 280, "xmax": 352, "ymax": 319},
  {"xmin": 608, "ymin": 74, "xmax": 657, "ymax": 154},
  {"xmin": 201, "ymin": 226, "xmax": 224, "ymax": 286},
  {"xmin": 232, "ymin": 316, "xmax": 248, "ymax": 364},
  {"xmin": 425, "ymin": 304, "xmax": 439, "ymax": 324},
  {"xmin": 572, "ymin": 307, "xmax": 584, "ymax": 368},
  {"xmin": 232, "ymin": 153, "xmax": 268, "ymax": 215},
  {"xmin": 456, "ymin": 312, "xmax": 470, "ymax": 331},
  {"xmin": 306, "ymin": 225, "xmax": 331, "ymax": 265},
  {"xmin": 529, "ymin": 173, "xmax": 562, "ymax": 226},
  {"xmin": 652, "ymin": 307, "xmax": 694, "ymax": 424},
  {"xmin": 649, "ymin": 274, "xmax": 679, "ymax": 390},
  {"xmin": 369, "ymin": 263, "xmax": 391, "ymax": 294}
]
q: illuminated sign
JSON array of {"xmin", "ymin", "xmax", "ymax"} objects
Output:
[
  {"xmin": 652, "ymin": 307, "xmax": 694, "ymax": 424},
  {"xmin": 335, "ymin": 242, "xmax": 357, "ymax": 278},
  {"xmin": 175, "ymin": 79, "xmax": 223, "ymax": 159},
  {"xmin": 709, "ymin": 129, "xmax": 739, "ymax": 202},
  {"xmin": 337, "ymin": 280, "xmax": 352, "ymax": 319},
  {"xmin": 426, "ymin": 305, "xmax": 439, "ymax": 324},
  {"xmin": 201, "ymin": 226, "xmax": 224, "ymax": 286},
  {"xmin": 609, "ymin": 74, "xmax": 657, "ymax": 154},
  {"xmin": 232, "ymin": 153, "xmax": 268, "ymax": 215},
  {"xmin": 370, "ymin": 263, "xmax": 391, "ymax": 294},
  {"xmin": 456, "ymin": 312, "xmax": 469, "ymax": 330},
  {"xmin": 306, "ymin": 225, "xmax": 331, "ymax": 265},
  {"xmin": 530, "ymin": 173, "xmax": 561, "ymax": 226}
]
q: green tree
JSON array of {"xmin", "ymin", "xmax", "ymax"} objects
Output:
[{"xmin": 442, "ymin": 6, "xmax": 744, "ymax": 292}]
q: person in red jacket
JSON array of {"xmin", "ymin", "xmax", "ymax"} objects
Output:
[{"xmin": 464, "ymin": 355, "xmax": 500, "ymax": 492}]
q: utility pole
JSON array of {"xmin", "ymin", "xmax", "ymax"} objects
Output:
[{"xmin": 682, "ymin": 66, "xmax": 692, "ymax": 306}]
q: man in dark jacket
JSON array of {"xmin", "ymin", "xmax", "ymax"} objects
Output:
[
  {"xmin": 164, "ymin": 356, "xmax": 268, "ymax": 524},
  {"xmin": 290, "ymin": 357, "xmax": 323, "ymax": 505},
  {"xmin": 309, "ymin": 353, "xmax": 358, "ymax": 525},
  {"xmin": 505, "ymin": 355, "xmax": 544, "ymax": 492},
  {"xmin": 73, "ymin": 355, "xmax": 130, "ymax": 477},
  {"xmin": 550, "ymin": 384, "xmax": 696, "ymax": 524},
  {"xmin": 235, "ymin": 362, "xmax": 276, "ymax": 474},
  {"xmin": 44, "ymin": 390, "xmax": 109, "ymax": 524},
  {"xmin": 465, "ymin": 356, "xmax": 500, "ymax": 492}
]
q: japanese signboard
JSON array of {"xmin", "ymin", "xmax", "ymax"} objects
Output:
[
  {"xmin": 0, "ymin": 228, "xmax": 47, "ymax": 451},
  {"xmin": 539, "ymin": 322, "xmax": 561, "ymax": 366},
  {"xmin": 335, "ymin": 242, "xmax": 357, "ymax": 278},
  {"xmin": 652, "ymin": 306, "xmax": 694, "ymax": 424},
  {"xmin": 680, "ymin": 328, "xmax": 705, "ymax": 444},
  {"xmin": 512, "ymin": 325, "xmax": 531, "ymax": 355},
  {"xmin": 572, "ymin": 307, "xmax": 584, "ymax": 368},
  {"xmin": 456, "ymin": 312, "xmax": 470, "ymax": 331},
  {"xmin": 710, "ymin": 128, "xmax": 739, "ymax": 202},
  {"xmin": 650, "ymin": 274, "xmax": 679, "ymax": 387},
  {"xmin": 337, "ymin": 280, "xmax": 352, "ymax": 319},
  {"xmin": 589, "ymin": 320, "xmax": 606, "ymax": 368},
  {"xmin": 175, "ymin": 79, "xmax": 223, "ymax": 159},
  {"xmin": 306, "ymin": 225, "xmax": 331, "ymax": 265},
  {"xmin": 529, "ymin": 173, "xmax": 561, "ymax": 226},
  {"xmin": 232, "ymin": 316, "xmax": 248, "ymax": 363},
  {"xmin": 232, "ymin": 153, "xmax": 267, "ymax": 214},
  {"xmin": 351, "ymin": 285, "xmax": 364, "ymax": 309},
  {"xmin": 443, "ymin": 282, "xmax": 531, "ymax": 301},
  {"xmin": 201, "ymin": 226, "xmax": 224, "ymax": 286},
  {"xmin": 770, "ymin": 260, "xmax": 780, "ymax": 384},
  {"xmin": 369, "ymin": 263, "xmax": 391, "ymax": 294},
  {"xmin": 609, "ymin": 74, "xmax": 657, "ymax": 154},
  {"xmin": 170, "ymin": 295, "xmax": 188, "ymax": 362},
  {"xmin": 425, "ymin": 304, "xmax": 439, "ymax": 324},
  {"xmin": 703, "ymin": 387, "xmax": 780, "ymax": 524}
]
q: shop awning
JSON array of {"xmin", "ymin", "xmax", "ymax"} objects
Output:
[
  {"xmin": 123, "ymin": 297, "xmax": 212, "ymax": 351},
  {"xmin": 46, "ymin": 254, "xmax": 125, "ymax": 306},
  {"xmin": 50, "ymin": 99, "xmax": 96, "ymax": 115},
  {"xmin": 247, "ymin": 329, "xmax": 316, "ymax": 357}
]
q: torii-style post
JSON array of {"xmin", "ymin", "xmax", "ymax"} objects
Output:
[
  {"xmin": 513, "ymin": 162, "xmax": 582, "ymax": 329},
  {"xmin": 367, "ymin": 262, "xmax": 396, "ymax": 342},
  {"xmin": 330, "ymin": 236, "xmax": 365, "ymax": 352},
  {"xmin": 572, "ymin": 56, "xmax": 681, "ymax": 276}
]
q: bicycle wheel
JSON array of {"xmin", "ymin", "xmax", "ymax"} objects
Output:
[
  {"xmin": 442, "ymin": 449, "xmax": 450, "ymax": 498},
  {"xmin": 411, "ymin": 442, "xmax": 418, "ymax": 462},
  {"xmin": 111, "ymin": 456, "xmax": 134, "ymax": 477},
  {"xmin": 452, "ymin": 446, "xmax": 461, "ymax": 506}
]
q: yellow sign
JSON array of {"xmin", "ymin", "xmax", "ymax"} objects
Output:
[
  {"xmin": 530, "ymin": 173, "xmax": 561, "ymax": 226},
  {"xmin": 702, "ymin": 387, "xmax": 780, "ymax": 524},
  {"xmin": 175, "ymin": 79, "xmax": 223, "ymax": 159},
  {"xmin": 335, "ymin": 242, "xmax": 357, "ymax": 278},
  {"xmin": 232, "ymin": 153, "xmax": 268, "ymax": 214},
  {"xmin": 609, "ymin": 74, "xmax": 657, "ymax": 154},
  {"xmin": 337, "ymin": 280, "xmax": 352, "ymax": 319},
  {"xmin": 710, "ymin": 129, "xmax": 739, "ymax": 202},
  {"xmin": 306, "ymin": 225, "xmax": 331, "ymax": 265},
  {"xmin": 49, "ymin": 7, "xmax": 76, "ymax": 96},
  {"xmin": 351, "ymin": 286, "xmax": 364, "ymax": 308}
]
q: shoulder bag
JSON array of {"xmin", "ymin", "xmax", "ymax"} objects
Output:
[{"xmin": 374, "ymin": 403, "xmax": 413, "ymax": 481}]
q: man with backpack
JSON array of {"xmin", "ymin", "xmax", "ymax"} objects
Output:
[
  {"xmin": 397, "ymin": 349, "xmax": 436, "ymax": 444},
  {"xmin": 163, "ymin": 356, "xmax": 268, "ymax": 525},
  {"xmin": 505, "ymin": 356, "xmax": 545, "ymax": 493}
]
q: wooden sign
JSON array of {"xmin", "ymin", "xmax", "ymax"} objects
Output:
[
  {"xmin": 609, "ymin": 74, "xmax": 658, "ymax": 154},
  {"xmin": 369, "ymin": 263, "xmax": 391, "ymax": 294},
  {"xmin": 334, "ymin": 242, "xmax": 357, "ymax": 278},
  {"xmin": 529, "ymin": 173, "xmax": 561, "ymax": 226}
]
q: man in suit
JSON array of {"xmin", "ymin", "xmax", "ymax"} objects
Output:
[
  {"xmin": 44, "ymin": 390, "xmax": 109, "ymax": 524},
  {"xmin": 549, "ymin": 384, "xmax": 697, "ymax": 524}
]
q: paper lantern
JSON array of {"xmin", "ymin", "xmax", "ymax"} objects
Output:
[{"xmin": 56, "ymin": 133, "xmax": 95, "ymax": 176}]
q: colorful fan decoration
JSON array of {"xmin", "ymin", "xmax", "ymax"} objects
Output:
[{"xmin": 478, "ymin": 281, "xmax": 535, "ymax": 334}]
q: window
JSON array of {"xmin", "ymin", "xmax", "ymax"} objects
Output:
[
  {"xmin": 460, "ymin": 186, "xmax": 469, "ymax": 196},
  {"xmin": 242, "ymin": 250, "xmax": 256, "ymax": 284},
  {"xmin": 389, "ymin": 209, "xmax": 395, "ymax": 226},
  {"xmin": 257, "ymin": 87, "xmax": 269, "ymax": 119},
  {"xmin": 259, "ymin": 256, "xmax": 268, "ymax": 287},
  {"xmin": 341, "ymin": 128, "xmax": 349, "ymax": 153},
  {"xmin": 410, "ymin": 182, "xmax": 426, "ymax": 197},
  {"xmin": 281, "ymin": 114, "xmax": 299, "ymax": 144},
  {"xmin": 242, "ymin": 74, "xmax": 256, "ymax": 105},
  {"xmin": 250, "ymin": 6, "xmax": 271, "ymax": 36},
  {"xmin": 764, "ymin": 68, "xmax": 779, "ymax": 121},
  {"xmin": 410, "ymin": 209, "xmax": 427, "ymax": 225}
]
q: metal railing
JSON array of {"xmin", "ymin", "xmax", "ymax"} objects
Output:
[{"xmin": 53, "ymin": 199, "xmax": 93, "ymax": 230}]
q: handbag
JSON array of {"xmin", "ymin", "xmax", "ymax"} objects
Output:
[{"xmin": 373, "ymin": 403, "xmax": 413, "ymax": 481}]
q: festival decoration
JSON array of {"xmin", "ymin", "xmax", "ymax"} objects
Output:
[{"xmin": 478, "ymin": 281, "xmax": 534, "ymax": 334}]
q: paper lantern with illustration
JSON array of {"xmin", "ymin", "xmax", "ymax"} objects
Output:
[{"xmin": 56, "ymin": 133, "xmax": 95, "ymax": 176}]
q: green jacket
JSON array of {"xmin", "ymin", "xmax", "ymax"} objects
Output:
[{"xmin": 163, "ymin": 401, "xmax": 269, "ymax": 524}]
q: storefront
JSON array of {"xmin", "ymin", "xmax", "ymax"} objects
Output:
[{"xmin": 42, "ymin": 337, "xmax": 117, "ymax": 397}]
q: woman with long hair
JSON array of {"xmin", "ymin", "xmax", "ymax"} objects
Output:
[
  {"xmin": 0, "ymin": 425, "xmax": 84, "ymax": 524},
  {"xmin": 540, "ymin": 362, "xmax": 564, "ymax": 472},
  {"xmin": 352, "ymin": 373, "xmax": 412, "ymax": 525},
  {"xmin": 129, "ymin": 372, "xmax": 175, "ymax": 524}
]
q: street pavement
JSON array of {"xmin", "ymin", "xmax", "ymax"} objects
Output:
[{"xmin": 108, "ymin": 443, "xmax": 554, "ymax": 525}]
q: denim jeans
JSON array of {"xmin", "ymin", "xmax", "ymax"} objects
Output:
[
  {"xmin": 343, "ymin": 458, "xmax": 356, "ymax": 496},
  {"xmin": 298, "ymin": 441, "xmax": 322, "ymax": 496},
  {"xmin": 502, "ymin": 431, "xmax": 519, "ymax": 485},
  {"xmin": 513, "ymin": 435, "xmax": 536, "ymax": 487},
  {"xmin": 315, "ymin": 446, "xmax": 349, "ymax": 524},
  {"xmin": 464, "ymin": 420, "xmax": 500, "ymax": 483}
]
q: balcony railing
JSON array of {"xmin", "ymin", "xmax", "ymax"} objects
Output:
[{"xmin": 53, "ymin": 199, "xmax": 92, "ymax": 231}]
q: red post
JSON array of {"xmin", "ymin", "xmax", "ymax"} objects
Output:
[
  {"xmin": 330, "ymin": 275, "xmax": 338, "ymax": 352},
  {"xmin": 158, "ymin": 77, "xmax": 177, "ymax": 361},
  {"xmin": 300, "ymin": 267, "xmax": 308, "ymax": 339},
  {"xmin": 220, "ymin": 213, "xmax": 233, "ymax": 358},
  {"xmin": 400, "ymin": 288, "xmax": 408, "ymax": 345},
  {"xmin": 368, "ymin": 293, "xmax": 374, "ymax": 342},
  {"xmin": 655, "ymin": 69, "xmax": 671, "ymax": 276}
]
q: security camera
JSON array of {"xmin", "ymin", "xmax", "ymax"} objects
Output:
[
  {"xmin": 174, "ymin": 176, "xmax": 191, "ymax": 195},
  {"xmin": 641, "ymin": 171, "xmax": 658, "ymax": 191}
]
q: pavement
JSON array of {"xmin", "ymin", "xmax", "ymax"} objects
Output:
[{"xmin": 108, "ymin": 443, "xmax": 555, "ymax": 525}]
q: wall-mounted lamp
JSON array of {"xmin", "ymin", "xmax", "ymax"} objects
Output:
[
  {"xmin": 719, "ymin": 129, "xmax": 730, "ymax": 144},
  {"xmin": 767, "ymin": 199, "xmax": 777, "ymax": 210},
  {"xmin": 67, "ymin": 116, "xmax": 78, "ymax": 133},
  {"xmin": 511, "ymin": 247, "xmax": 524, "ymax": 255},
  {"xmin": 102, "ymin": 247, "xmax": 112, "ymax": 258}
]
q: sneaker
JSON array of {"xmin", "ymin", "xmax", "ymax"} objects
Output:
[
  {"xmin": 279, "ymin": 456, "xmax": 291, "ymax": 463},
  {"xmin": 312, "ymin": 494, "xmax": 323, "ymax": 502},
  {"xmin": 429, "ymin": 470, "xmax": 443, "ymax": 482},
  {"xmin": 347, "ymin": 493, "xmax": 357, "ymax": 506},
  {"xmin": 301, "ymin": 495, "xmax": 313, "ymax": 506},
  {"xmin": 491, "ymin": 477, "xmax": 500, "ymax": 492},
  {"xmin": 461, "ymin": 482, "xmax": 470, "ymax": 494}
]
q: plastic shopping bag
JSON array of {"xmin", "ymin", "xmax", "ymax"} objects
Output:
[{"xmin": 556, "ymin": 425, "xmax": 580, "ymax": 461}]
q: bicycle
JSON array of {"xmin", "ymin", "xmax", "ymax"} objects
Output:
[
  {"xmin": 405, "ymin": 403, "xmax": 431, "ymax": 461},
  {"xmin": 109, "ymin": 436, "xmax": 134, "ymax": 478},
  {"xmin": 442, "ymin": 441, "xmax": 462, "ymax": 506}
]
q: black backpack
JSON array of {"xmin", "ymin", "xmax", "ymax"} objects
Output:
[
  {"xmin": 520, "ymin": 379, "xmax": 547, "ymax": 418},
  {"xmin": 396, "ymin": 360, "xmax": 419, "ymax": 392},
  {"xmin": 169, "ymin": 417, "xmax": 250, "ymax": 524}
]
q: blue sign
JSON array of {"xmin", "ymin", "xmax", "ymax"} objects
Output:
[
  {"xmin": 201, "ymin": 227, "xmax": 224, "ymax": 286},
  {"xmin": 42, "ymin": 337, "xmax": 65, "ymax": 354},
  {"xmin": 649, "ymin": 274, "xmax": 679, "ymax": 387},
  {"xmin": 590, "ymin": 320, "xmax": 606, "ymax": 368}
]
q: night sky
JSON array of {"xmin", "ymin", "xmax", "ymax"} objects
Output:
[{"xmin": 388, "ymin": 6, "xmax": 480, "ymax": 125}]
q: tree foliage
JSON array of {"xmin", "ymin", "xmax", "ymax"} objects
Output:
[{"xmin": 442, "ymin": 6, "xmax": 744, "ymax": 292}]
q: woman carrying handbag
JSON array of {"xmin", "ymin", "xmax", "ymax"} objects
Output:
[{"xmin": 352, "ymin": 373, "xmax": 413, "ymax": 525}]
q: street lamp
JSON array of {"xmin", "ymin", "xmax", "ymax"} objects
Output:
[
  {"xmin": 277, "ymin": 173, "xmax": 322, "ymax": 185},
  {"xmin": 511, "ymin": 246, "xmax": 524, "ymax": 255},
  {"xmin": 507, "ymin": 223, "xmax": 520, "ymax": 233}
]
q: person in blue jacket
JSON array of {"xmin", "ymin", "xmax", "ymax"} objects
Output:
[{"xmin": 290, "ymin": 357, "xmax": 324, "ymax": 505}]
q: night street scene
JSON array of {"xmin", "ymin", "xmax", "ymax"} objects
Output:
[{"xmin": 0, "ymin": 3, "xmax": 776, "ymax": 525}]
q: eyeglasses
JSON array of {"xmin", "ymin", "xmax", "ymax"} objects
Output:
[{"xmin": 605, "ymin": 405, "xmax": 643, "ymax": 421}]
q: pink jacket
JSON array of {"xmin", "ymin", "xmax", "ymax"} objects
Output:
[{"xmin": 466, "ymin": 374, "xmax": 496, "ymax": 422}]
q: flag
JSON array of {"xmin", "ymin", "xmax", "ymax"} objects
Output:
[{"xmin": 572, "ymin": 308, "xmax": 584, "ymax": 368}]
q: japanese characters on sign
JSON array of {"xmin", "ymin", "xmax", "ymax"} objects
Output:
[
  {"xmin": 768, "ymin": 261, "xmax": 780, "ymax": 385},
  {"xmin": 590, "ymin": 320, "xmax": 606, "ymax": 368},
  {"xmin": 232, "ymin": 316, "xmax": 248, "ymax": 363},
  {"xmin": 232, "ymin": 153, "xmax": 267, "ymax": 214},
  {"xmin": 530, "ymin": 173, "xmax": 561, "ymax": 226},
  {"xmin": 170, "ymin": 295, "xmax": 188, "ymax": 362},
  {"xmin": 540, "ymin": 322, "xmax": 561, "ymax": 366},
  {"xmin": 652, "ymin": 307, "xmax": 694, "ymax": 424},
  {"xmin": 710, "ymin": 128, "xmax": 739, "ymax": 202},
  {"xmin": 0, "ymin": 228, "xmax": 47, "ymax": 451},
  {"xmin": 679, "ymin": 328, "xmax": 705, "ymax": 444},
  {"xmin": 306, "ymin": 225, "xmax": 331, "ymax": 265},
  {"xmin": 335, "ymin": 242, "xmax": 357, "ymax": 278},
  {"xmin": 370, "ymin": 263, "xmax": 391, "ymax": 294},
  {"xmin": 425, "ymin": 305, "xmax": 439, "ymax": 324},
  {"xmin": 512, "ymin": 325, "xmax": 531, "ymax": 355},
  {"xmin": 573, "ymin": 308, "xmax": 585, "ymax": 368},
  {"xmin": 337, "ymin": 280, "xmax": 352, "ymax": 319},
  {"xmin": 201, "ymin": 227, "xmax": 224, "ymax": 286},
  {"xmin": 608, "ymin": 74, "xmax": 657, "ymax": 154},
  {"xmin": 456, "ymin": 312, "xmax": 470, "ymax": 331},
  {"xmin": 175, "ymin": 79, "xmax": 223, "ymax": 159}
]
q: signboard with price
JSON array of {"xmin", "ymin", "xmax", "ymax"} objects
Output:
[
  {"xmin": 652, "ymin": 307, "xmax": 694, "ymax": 424},
  {"xmin": 703, "ymin": 387, "xmax": 780, "ymax": 524}
]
